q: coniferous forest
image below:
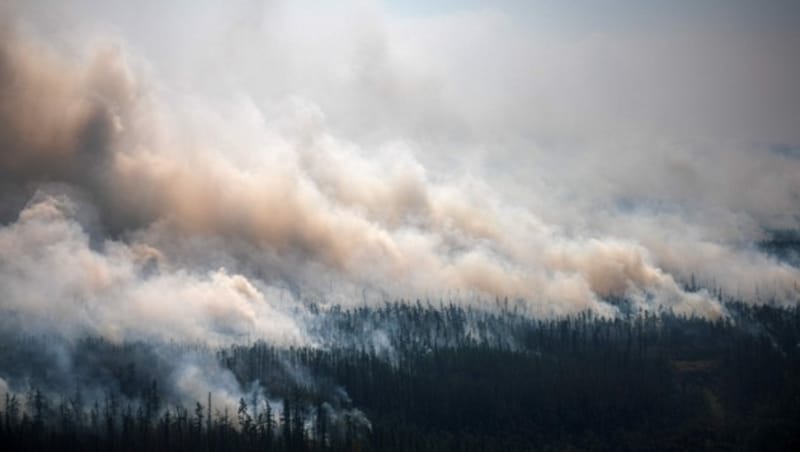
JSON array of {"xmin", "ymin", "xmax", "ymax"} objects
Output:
[{"xmin": 1, "ymin": 300, "xmax": 799, "ymax": 451}]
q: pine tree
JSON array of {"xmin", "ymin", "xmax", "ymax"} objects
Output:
[
  {"xmin": 193, "ymin": 402, "xmax": 204, "ymax": 436},
  {"xmin": 264, "ymin": 400, "xmax": 275, "ymax": 448},
  {"xmin": 281, "ymin": 398, "xmax": 292, "ymax": 450},
  {"xmin": 315, "ymin": 400, "xmax": 327, "ymax": 451},
  {"xmin": 237, "ymin": 398, "xmax": 252, "ymax": 434}
]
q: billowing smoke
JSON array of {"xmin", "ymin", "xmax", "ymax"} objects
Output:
[
  {"xmin": 1, "ymin": 0, "xmax": 799, "ymax": 412},
  {"xmin": 0, "ymin": 189, "xmax": 307, "ymax": 346}
]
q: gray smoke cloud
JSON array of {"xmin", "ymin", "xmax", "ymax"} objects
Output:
[{"xmin": 1, "ymin": 0, "xmax": 799, "ymax": 353}]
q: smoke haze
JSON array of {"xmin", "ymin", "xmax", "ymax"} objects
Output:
[{"xmin": 1, "ymin": 0, "xmax": 799, "ymax": 389}]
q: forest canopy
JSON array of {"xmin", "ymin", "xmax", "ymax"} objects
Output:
[{"xmin": 2, "ymin": 301, "xmax": 799, "ymax": 451}]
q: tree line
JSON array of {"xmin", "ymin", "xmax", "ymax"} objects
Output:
[{"xmin": 1, "ymin": 301, "xmax": 799, "ymax": 451}]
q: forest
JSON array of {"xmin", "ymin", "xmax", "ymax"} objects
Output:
[{"xmin": 1, "ymin": 299, "xmax": 799, "ymax": 451}]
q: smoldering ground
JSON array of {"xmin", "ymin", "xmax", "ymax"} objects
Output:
[{"xmin": 0, "ymin": 0, "xmax": 799, "ymax": 420}]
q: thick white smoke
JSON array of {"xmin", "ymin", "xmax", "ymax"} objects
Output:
[
  {"xmin": 0, "ymin": 0, "xmax": 799, "ymax": 352},
  {"xmin": 0, "ymin": 189, "xmax": 308, "ymax": 346}
]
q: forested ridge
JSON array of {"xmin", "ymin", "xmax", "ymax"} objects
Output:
[{"xmin": 1, "ymin": 301, "xmax": 799, "ymax": 451}]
